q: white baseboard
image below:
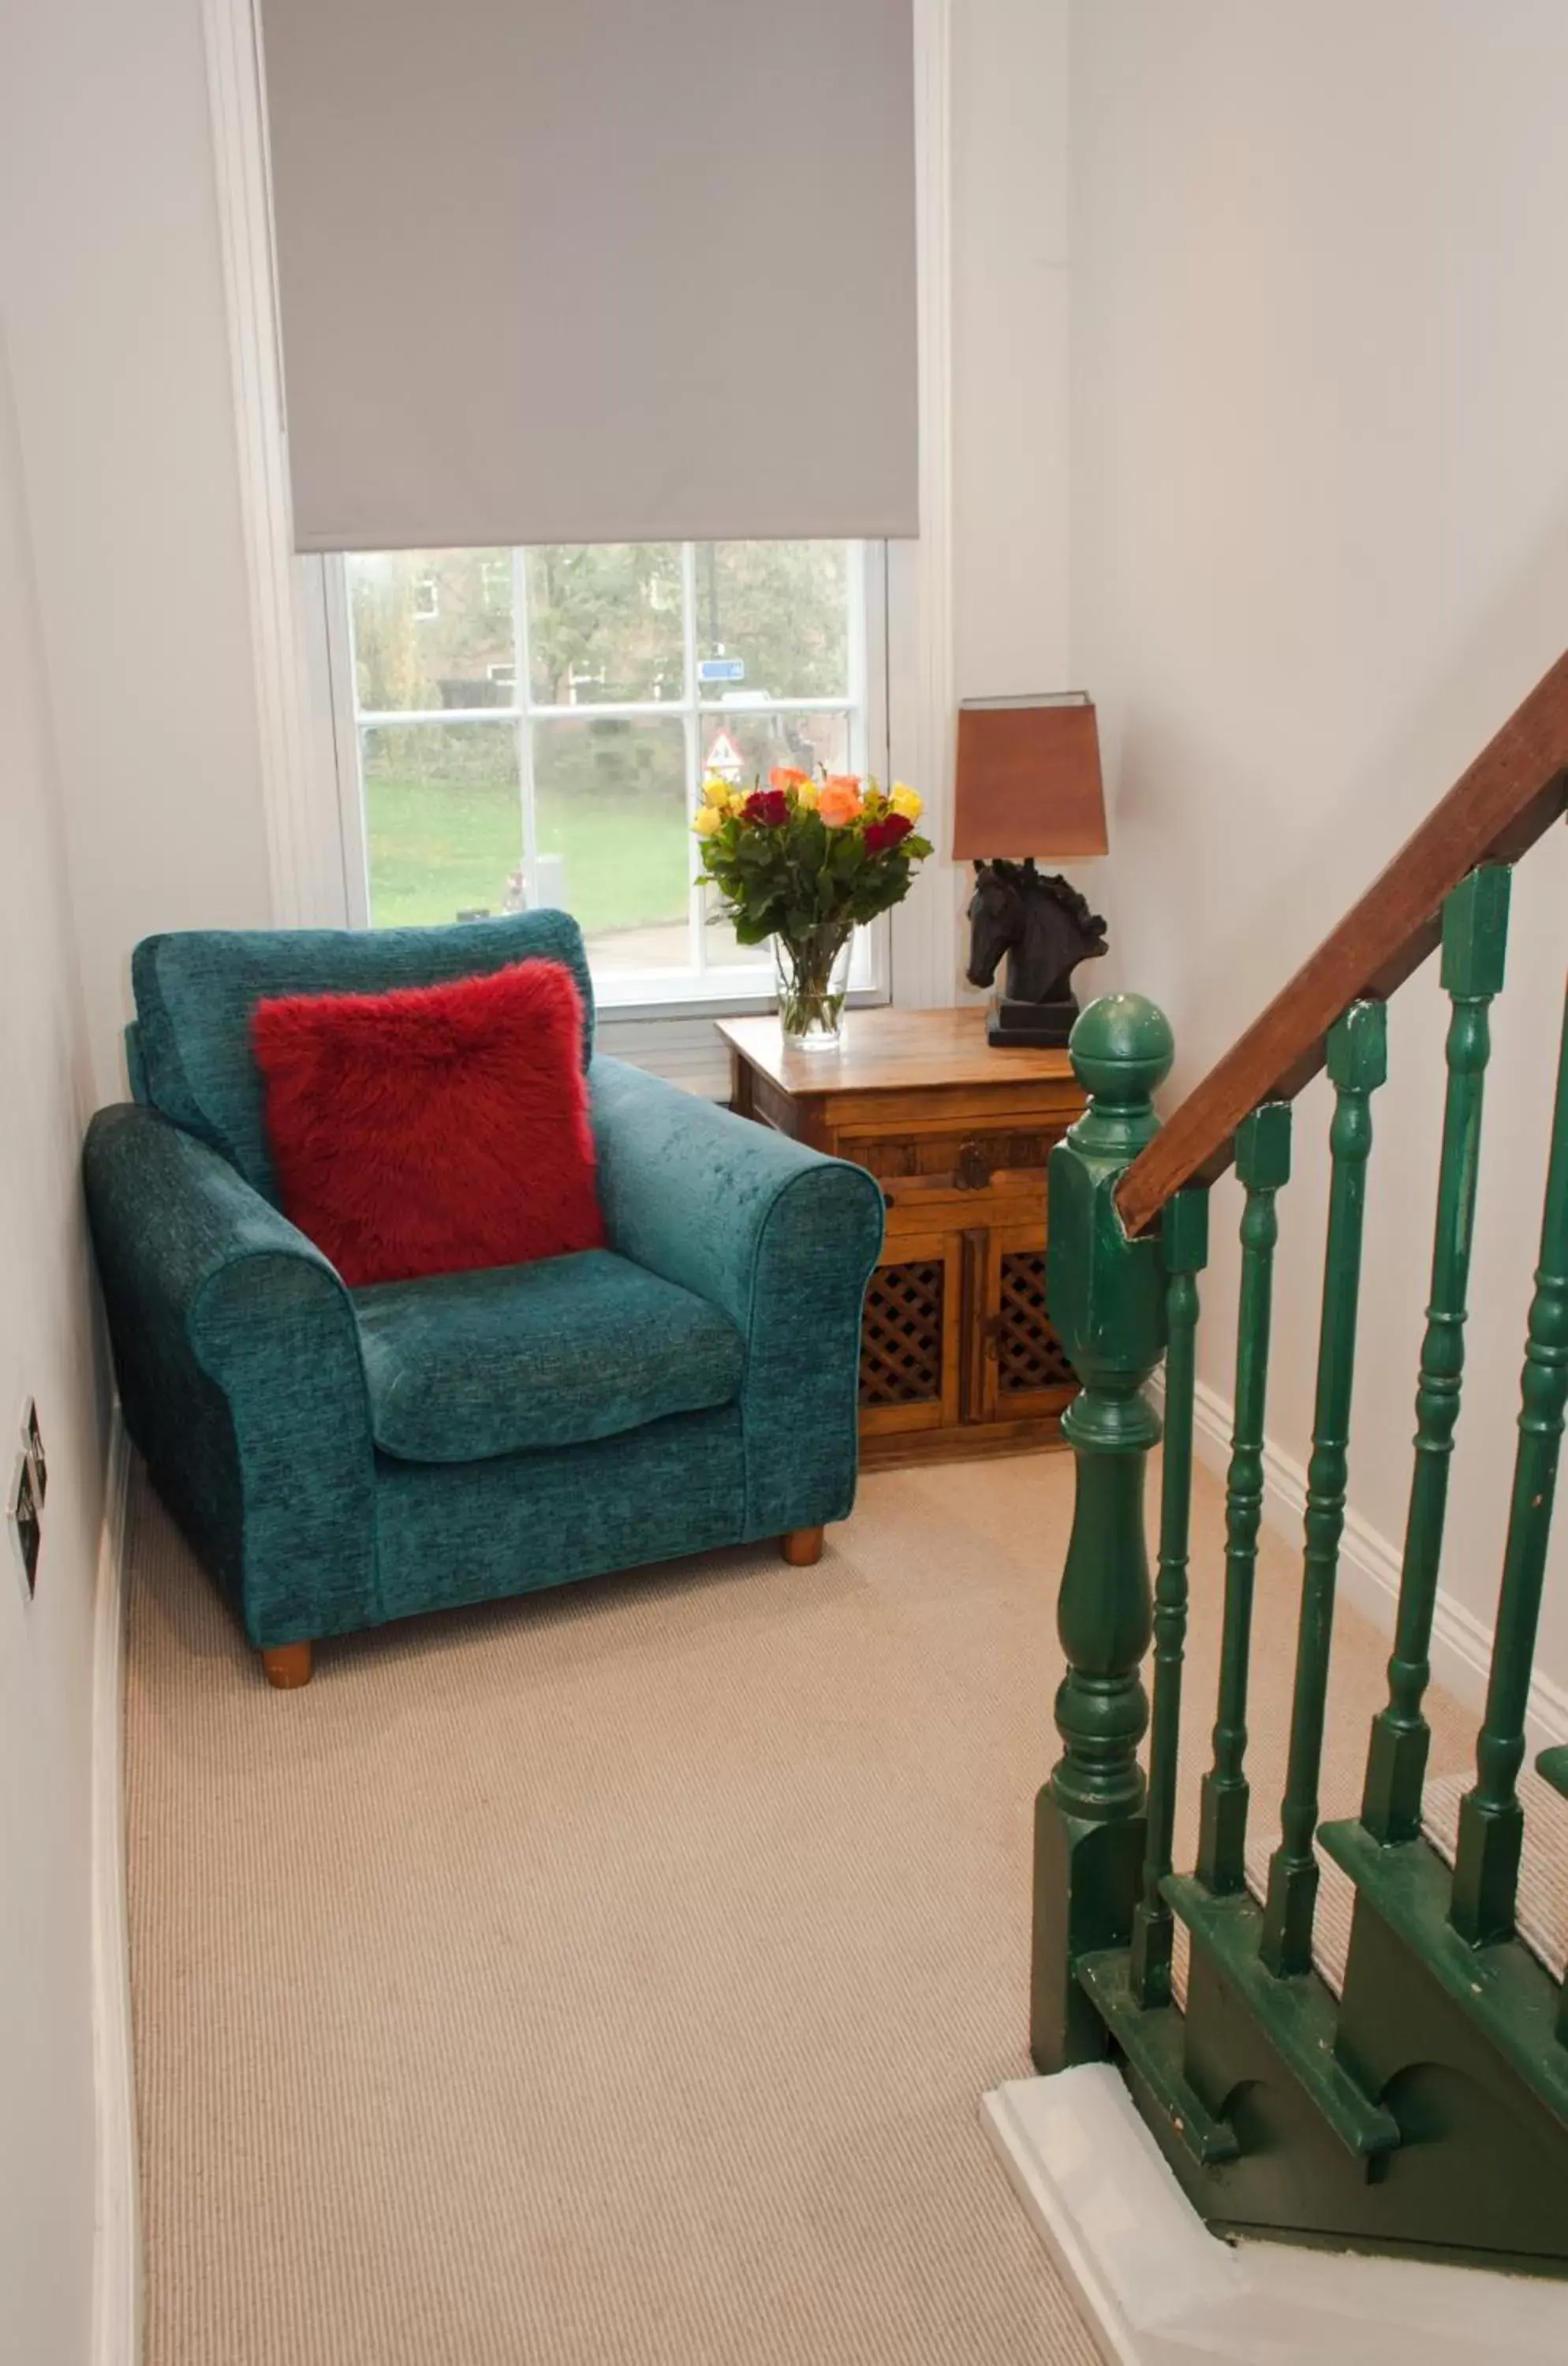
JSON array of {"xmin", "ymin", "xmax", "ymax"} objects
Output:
[
  {"xmin": 91, "ymin": 1409, "xmax": 140, "ymax": 2366},
  {"xmin": 983, "ymin": 2066, "xmax": 1568, "ymax": 2365},
  {"xmin": 1187, "ymin": 1377, "xmax": 1568, "ymax": 1753}
]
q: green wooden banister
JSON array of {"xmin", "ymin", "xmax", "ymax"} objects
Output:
[
  {"xmin": 1129, "ymin": 1186, "xmax": 1208, "ymax": 2010},
  {"xmin": 1450, "ymin": 983, "xmax": 1568, "ymax": 1948},
  {"xmin": 1034, "ymin": 679, "xmax": 1568, "ymax": 2270},
  {"xmin": 1362, "ymin": 866, "xmax": 1511, "ymax": 1845},
  {"xmin": 1261, "ymin": 998, "xmax": 1388, "ymax": 1978},
  {"xmin": 1195, "ymin": 1103, "xmax": 1292, "ymax": 1896},
  {"xmin": 1030, "ymin": 994, "xmax": 1172, "ymax": 2072}
]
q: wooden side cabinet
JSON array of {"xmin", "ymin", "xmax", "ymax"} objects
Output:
[{"xmin": 717, "ymin": 1008, "xmax": 1087, "ymax": 1469}]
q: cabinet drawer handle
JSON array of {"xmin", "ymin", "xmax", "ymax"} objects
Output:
[{"xmin": 955, "ymin": 1140, "xmax": 994, "ymax": 1191}]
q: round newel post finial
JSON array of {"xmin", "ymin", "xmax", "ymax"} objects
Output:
[
  {"xmin": 1069, "ymin": 994, "xmax": 1174, "ymax": 1155},
  {"xmin": 1070, "ymin": 991, "xmax": 1174, "ymax": 1093}
]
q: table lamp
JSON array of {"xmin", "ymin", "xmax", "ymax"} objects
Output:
[{"xmin": 953, "ymin": 692, "xmax": 1110, "ymax": 1048}]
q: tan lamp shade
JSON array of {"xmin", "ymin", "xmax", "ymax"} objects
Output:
[{"xmin": 951, "ymin": 693, "xmax": 1107, "ymax": 860}]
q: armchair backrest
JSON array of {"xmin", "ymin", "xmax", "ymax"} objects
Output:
[{"xmin": 126, "ymin": 910, "xmax": 594, "ymax": 1204}]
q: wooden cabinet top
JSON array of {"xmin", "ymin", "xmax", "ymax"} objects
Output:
[{"xmin": 716, "ymin": 1006, "xmax": 1077, "ymax": 1101}]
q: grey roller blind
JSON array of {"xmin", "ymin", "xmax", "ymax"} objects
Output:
[{"xmin": 260, "ymin": 0, "xmax": 919, "ymax": 553}]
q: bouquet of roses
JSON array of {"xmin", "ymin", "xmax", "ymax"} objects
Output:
[{"xmin": 693, "ymin": 767, "xmax": 931, "ymax": 1043}]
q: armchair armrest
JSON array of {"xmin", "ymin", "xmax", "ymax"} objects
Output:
[
  {"xmin": 589, "ymin": 1056, "xmax": 884, "ymax": 1537},
  {"xmin": 83, "ymin": 1103, "xmax": 379, "ymax": 1646}
]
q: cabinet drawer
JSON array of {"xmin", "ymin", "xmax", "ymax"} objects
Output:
[{"xmin": 839, "ymin": 1125, "xmax": 1064, "ymax": 1215}]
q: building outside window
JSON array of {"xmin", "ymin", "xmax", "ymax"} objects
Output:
[{"xmin": 332, "ymin": 539, "xmax": 887, "ymax": 1009}]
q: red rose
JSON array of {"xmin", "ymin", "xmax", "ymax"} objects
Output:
[
  {"xmin": 864, "ymin": 812, "xmax": 914, "ymax": 853},
  {"xmin": 744, "ymin": 789, "xmax": 790, "ymax": 827}
]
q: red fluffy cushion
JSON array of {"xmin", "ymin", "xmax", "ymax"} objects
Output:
[{"xmin": 252, "ymin": 959, "xmax": 605, "ymax": 1287}]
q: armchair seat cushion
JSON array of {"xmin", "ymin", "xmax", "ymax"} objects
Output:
[{"xmin": 352, "ymin": 1248, "xmax": 745, "ymax": 1465}]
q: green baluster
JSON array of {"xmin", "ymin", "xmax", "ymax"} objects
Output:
[
  {"xmin": 1129, "ymin": 1186, "xmax": 1208, "ymax": 2010},
  {"xmin": 1362, "ymin": 867, "xmax": 1510, "ymax": 1844},
  {"xmin": 1450, "ymin": 985, "xmax": 1568, "ymax": 1946},
  {"xmin": 1031, "ymin": 995, "xmax": 1173, "ymax": 2071},
  {"xmin": 1196, "ymin": 1102, "xmax": 1293, "ymax": 1894},
  {"xmin": 1260, "ymin": 999, "xmax": 1387, "ymax": 1978}
]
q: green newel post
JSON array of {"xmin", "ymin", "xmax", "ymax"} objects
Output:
[{"xmin": 1031, "ymin": 993, "xmax": 1173, "ymax": 2073}]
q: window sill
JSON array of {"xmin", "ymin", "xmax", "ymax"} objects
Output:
[
  {"xmin": 592, "ymin": 980, "xmax": 888, "ymax": 1025},
  {"xmin": 594, "ymin": 987, "xmax": 892, "ymax": 1095}
]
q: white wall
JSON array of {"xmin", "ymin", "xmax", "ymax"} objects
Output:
[
  {"xmin": 4, "ymin": 0, "xmax": 273, "ymax": 1109},
  {"xmin": 0, "ymin": 2, "xmax": 259, "ymax": 2341},
  {"xmin": 1071, "ymin": 0, "xmax": 1568, "ymax": 1693},
  {"xmin": 948, "ymin": 0, "xmax": 1086, "ymax": 987},
  {"xmin": 0, "ymin": 320, "xmax": 112, "ymax": 2366},
  {"xmin": 951, "ymin": 0, "xmax": 1070, "ymax": 704}
]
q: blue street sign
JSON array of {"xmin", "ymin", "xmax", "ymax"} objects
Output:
[{"xmin": 697, "ymin": 657, "xmax": 746, "ymax": 683}]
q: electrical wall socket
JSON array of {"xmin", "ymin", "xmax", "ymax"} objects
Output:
[
  {"xmin": 8, "ymin": 1450, "xmax": 40, "ymax": 1599},
  {"xmin": 21, "ymin": 1397, "xmax": 45, "ymax": 1506}
]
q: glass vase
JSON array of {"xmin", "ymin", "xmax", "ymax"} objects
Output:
[{"xmin": 773, "ymin": 926, "xmax": 854, "ymax": 1051}]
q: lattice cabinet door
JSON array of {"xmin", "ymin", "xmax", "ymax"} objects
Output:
[
  {"xmin": 857, "ymin": 1229, "xmax": 965, "ymax": 1444},
  {"xmin": 976, "ymin": 1217, "xmax": 1077, "ymax": 1425}
]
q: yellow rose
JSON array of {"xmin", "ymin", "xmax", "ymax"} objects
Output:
[
  {"xmin": 890, "ymin": 782, "xmax": 923, "ymax": 822},
  {"xmin": 728, "ymin": 788, "xmax": 749, "ymax": 815},
  {"xmin": 693, "ymin": 802, "xmax": 723, "ymax": 838},
  {"xmin": 793, "ymin": 779, "xmax": 819, "ymax": 812},
  {"xmin": 702, "ymin": 774, "xmax": 731, "ymax": 807}
]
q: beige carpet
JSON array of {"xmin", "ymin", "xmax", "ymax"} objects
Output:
[{"xmin": 125, "ymin": 1448, "xmax": 1483, "ymax": 2366}]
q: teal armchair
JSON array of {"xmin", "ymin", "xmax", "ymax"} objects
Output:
[{"xmin": 83, "ymin": 913, "xmax": 883, "ymax": 1685}]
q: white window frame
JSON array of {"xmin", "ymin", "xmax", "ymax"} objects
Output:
[
  {"xmin": 203, "ymin": 0, "xmax": 956, "ymax": 1053},
  {"xmin": 319, "ymin": 541, "xmax": 893, "ymax": 1018}
]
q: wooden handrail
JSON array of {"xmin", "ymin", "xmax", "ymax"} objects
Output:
[{"xmin": 1116, "ymin": 648, "xmax": 1568, "ymax": 1237}]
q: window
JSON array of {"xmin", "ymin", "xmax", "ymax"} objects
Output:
[{"xmin": 332, "ymin": 541, "xmax": 887, "ymax": 1008}]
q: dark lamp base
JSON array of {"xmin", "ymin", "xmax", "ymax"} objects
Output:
[{"xmin": 987, "ymin": 995, "xmax": 1078, "ymax": 1050}]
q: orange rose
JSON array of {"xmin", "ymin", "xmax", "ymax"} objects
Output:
[
  {"xmin": 768, "ymin": 766, "xmax": 810, "ymax": 792},
  {"xmin": 817, "ymin": 775, "xmax": 864, "ymax": 827}
]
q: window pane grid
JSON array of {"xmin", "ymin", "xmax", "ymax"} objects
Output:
[
  {"xmin": 512, "ymin": 547, "xmax": 539, "ymax": 914},
  {"xmin": 343, "ymin": 541, "xmax": 875, "ymax": 994},
  {"xmin": 680, "ymin": 540, "xmax": 704, "ymax": 973},
  {"xmin": 353, "ymin": 697, "xmax": 858, "ymax": 726}
]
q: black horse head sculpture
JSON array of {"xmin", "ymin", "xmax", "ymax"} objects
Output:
[{"xmin": 965, "ymin": 859, "xmax": 1109, "ymax": 1009}]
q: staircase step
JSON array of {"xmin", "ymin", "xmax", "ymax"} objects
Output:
[
  {"xmin": 1164, "ymin": 1875, "xmax": 1402, "ymax": 2159},
  {"xmin": 1320, "ymin": 1816, "xmax": 1568, "ymax": 2136},
  {"xmin": 1075, "ymin": 1948, "xmax": 1241, "ymax": 2166},
  {"xmin": 1420, "ymin": 1766, "xmax": 1568, "ymax": 1980},
  {"xmin": 1170, "ymin": 1763, "xmax": 1568, "ymax": 2011}
]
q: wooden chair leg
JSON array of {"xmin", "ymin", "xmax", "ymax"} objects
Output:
[
  {"xmin": 781, "ymin": 1526, "xmax": 824, "ymax": 1567},
  {"xmin": 260, "ymin": 1641, "xmax": 313, "ymax": 1689}
]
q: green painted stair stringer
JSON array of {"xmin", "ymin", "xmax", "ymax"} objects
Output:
[
  {"xmin": 1163, "ymin": 1872, "xmax": 1401, "ymax": 2159},
  {"xmin": 1320, "ymin": 1818, "xmax": 1568, "ymax": 2134},
  {"xmin": 1076, "ymin": 1947, "xmax": 1241, "ymax": 2166}
]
